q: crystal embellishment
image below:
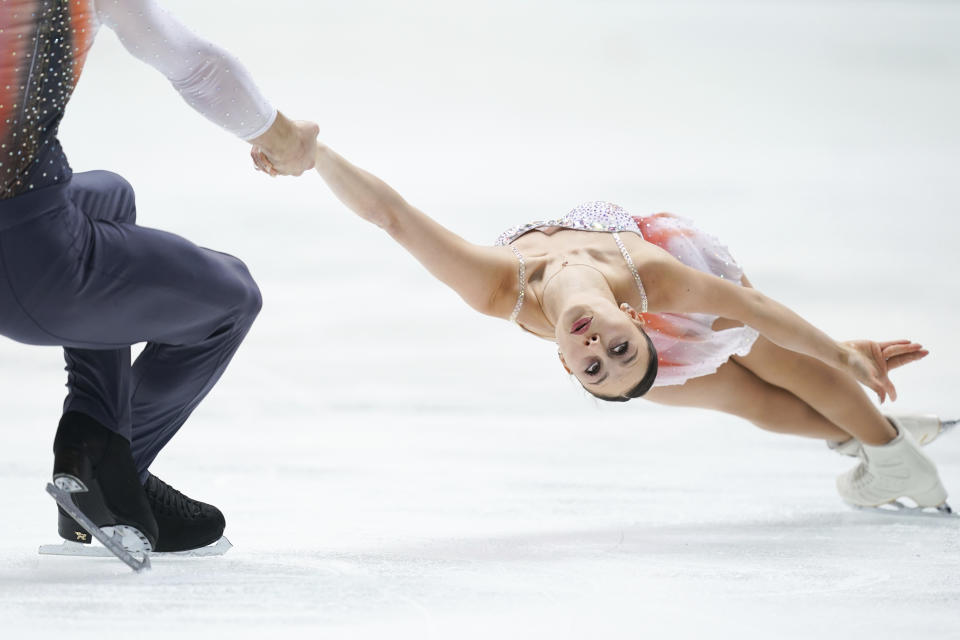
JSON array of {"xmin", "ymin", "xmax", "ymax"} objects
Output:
[
  {"xmin": 612, "ymin": 232, "xmax": 648, "ymax": 313},
  {"xmin": 508, "ymin": 245, "xmax": 526, "ymax": 324},
  {"xmin": 500, "ymin": 201, "xmax": 650, "ymax": 322}
]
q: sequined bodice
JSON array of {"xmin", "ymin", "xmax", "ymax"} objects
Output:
[
  {"xmin": 495, "ymin": 201, "xmax": 642, "ymax": 246},
  {"xmin": 498, "ymin": 205, "xmax": 761, "ymax": 389},
  {"xmin": 0, "ymin": 0, "xmax": 99, "ymax": 199},
  {"xmin": 500, "ymin": 201, "xmax": 649, "ymax": 328}
]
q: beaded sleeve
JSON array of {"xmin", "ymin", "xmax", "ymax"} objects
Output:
[{"xmin": 95, "ymin": 0, "xmax": 277, "ymax": 140}]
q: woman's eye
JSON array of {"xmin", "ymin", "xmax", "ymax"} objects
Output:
[
  {"xmin": 585, "ymin": 362, "xmax": 601, "ymax": 375},
  {"xmin": 611, "ymin": 342, "xmax": 629, "ymax": 355}
]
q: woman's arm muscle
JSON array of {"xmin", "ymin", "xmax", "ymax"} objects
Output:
[
  {"xmin": 313, "ymin": 144, "xmax": 516, "ymax": 317},
  {"xmin": 654, "ymin": 257, "xmax": 848, "ymax": 369}
]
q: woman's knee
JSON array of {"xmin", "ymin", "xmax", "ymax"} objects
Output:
[{"xmin": 707, "ymin": 365, "xmax": 810, "ymax": 432}]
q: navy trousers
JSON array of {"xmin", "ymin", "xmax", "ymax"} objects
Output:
[{"xmin": 0, "ymin": 171, "xmax": 261, "ymax": 480}]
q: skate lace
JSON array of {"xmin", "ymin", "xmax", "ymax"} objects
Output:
[{"xmin": 145, "ymin": 476, "xmax": 204, "ymax": 520}]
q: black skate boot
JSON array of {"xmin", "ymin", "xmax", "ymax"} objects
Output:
[
  {"xmin": 143, "ymin": 473, "xmax": 226, "ymax": 552},
  {"xmin": 53, "ymin": 411, "xmax": 159, "ymax": 552}
]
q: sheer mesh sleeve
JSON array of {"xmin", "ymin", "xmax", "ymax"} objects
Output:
[{"xmin": 94, "ymin": 0, "xmax": 277, "ymax": 140}]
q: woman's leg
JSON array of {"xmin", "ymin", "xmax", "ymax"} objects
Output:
[
  {"xmin": 644, "ymin": 358, "xmax": 849, "ymax": 440},
  {"xmin": 731, "ymin": 336, "xmax": 896, "ymax": 445},
  {"xmin": 716, "ymin": 275, "xmax": 896, "ymax": 445}
]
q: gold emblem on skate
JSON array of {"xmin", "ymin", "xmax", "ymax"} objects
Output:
[{"xmin": 74, "ymin": 531, "xmax": 88, "ymax": 542}]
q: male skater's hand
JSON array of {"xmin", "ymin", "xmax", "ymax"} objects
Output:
[{"xmin": 250, "ymin": 112, "xmax": 319, "ymax": 176}]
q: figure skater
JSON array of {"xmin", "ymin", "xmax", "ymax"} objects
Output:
[
  {"xmin": 253, "ymin": 142, "xmax": 953, "ymax": 514},
  {"xmin": 0, "ymin": 0, "xmax": 318, "ymax": 556}
]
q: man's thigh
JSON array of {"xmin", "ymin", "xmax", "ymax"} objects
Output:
[{"xmin": 0, "ymin": 199, "xmax": 254, "ymax": 349}]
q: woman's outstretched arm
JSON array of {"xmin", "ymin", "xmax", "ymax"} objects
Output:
[
  {"xmin": 304, "ymin": 143, "xmax": 517, "ymax": 317},
  {"xmin": 650, "ymin": 254, "xmax": 926, "ymax": 403}
]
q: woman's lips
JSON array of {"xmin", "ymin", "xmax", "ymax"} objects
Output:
[{"xmin": 571, "ymin": 317, "xmax": 592, "ymax": 334}]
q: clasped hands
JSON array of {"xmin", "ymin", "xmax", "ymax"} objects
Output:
[{"xmin": 248, "ymin": 111, "xmax": 319, "ymax": 177}]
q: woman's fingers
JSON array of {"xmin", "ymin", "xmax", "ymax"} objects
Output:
[
  {"xmin": 850, "ymin": 339, "xmax": 922, "ymax": 402},
  {"xmin": 881, "ymin": 342, "xmax": 924, "ymax": 358},
  {"xmin": 886, "ymin": 350, "xmax": 929, "ymax": 370},
  {"xmin": 882, "ymin": 340, "xmax": 929, "ymax": 370},
  {"xmin": 873, "ymin": 382, "xmax": 886, "ymax": 404},
  {"xmin": 259, "ymin": 150, "xmax": 278, "ymax": 176},
  {"xmin": 252, "ymin": 148, "xmax": 270, "ymax": 174},
  {"xmin": 878, "ymin": 339, "xmax": 912, "ymax": 349},
  {"xmin": 250, "ymin": 147, "xmax": 279, "ymax": 176},
  {"xmin": 869, "ymin": 343, "xmax": 895, "ymax": 403},
  {"xmin": 885, "ymin": 376, "xmax": 898, "ymax": 403},
  {"xmin": 872, "ymin": 376, "xmax": 896, "ymax": 404}
]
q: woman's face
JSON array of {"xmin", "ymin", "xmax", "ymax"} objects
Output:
[{"xmin": 555, "ymin": 299, "xmax": 652, "ymax": 398}]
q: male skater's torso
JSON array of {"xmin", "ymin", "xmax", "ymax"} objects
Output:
[{"xmin": 0, "ymin": 0, "xmax": 98, "ymax": 199}]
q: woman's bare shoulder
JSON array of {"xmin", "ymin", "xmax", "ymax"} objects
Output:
[{"xmin": 635, "ymin": 245, "xmax": 688, "ymax": 311}]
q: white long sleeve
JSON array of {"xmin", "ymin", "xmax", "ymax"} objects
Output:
[{"xmin": 94, "ymin": 0, "xmax": 278, "ymax": 140}]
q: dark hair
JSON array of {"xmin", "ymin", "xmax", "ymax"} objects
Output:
[{"xmin": 587, "ymin": 329, "xmax": 659, "ymax": 402}]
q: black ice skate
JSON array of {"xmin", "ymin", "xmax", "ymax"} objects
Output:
[
  {"xmin": 142, "ymin": 473, "xmax": 227, "ymax": 552},
  {"xmin": 46, "ymin": 411, "xmax": 158, "ymax": 571}
]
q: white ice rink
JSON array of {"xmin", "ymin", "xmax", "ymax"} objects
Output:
[{"xmin": 2, "ymin": 1, "xmax": 959, "ymax": 638}]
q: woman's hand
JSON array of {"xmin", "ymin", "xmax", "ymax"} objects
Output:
[{"xmin": 841, "ymin": 339, "xmax": 929, "ymax": 403}]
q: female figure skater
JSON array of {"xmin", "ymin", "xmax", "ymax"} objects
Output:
[{"xmin": 252, "ymin": 143, "xmax": 952, "ymax": 514}]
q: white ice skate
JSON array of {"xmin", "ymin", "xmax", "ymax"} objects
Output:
[
  {"xmin": 836, "ymin": 427, "xmax": 952, "ymax": 516},
  {"xmin": 828, "ymin": 414, "xmax": 956, "ymax": 458}
]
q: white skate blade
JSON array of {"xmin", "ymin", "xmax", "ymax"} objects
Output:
[
  {"xmin": 39, "ymin": 536, "xmax": 232, "ymax": 559},
  {"xmin": 45, "ymin": 482, "xmax": 151, "ymax": 572},
  {"xmin": 849, "ymin": 500, "xmax": 957, "ymax": 519}
]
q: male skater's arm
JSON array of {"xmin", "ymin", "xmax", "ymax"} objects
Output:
[{"xmin": 94, "ymin": 0, "xmax": 317, "ymax": 175}]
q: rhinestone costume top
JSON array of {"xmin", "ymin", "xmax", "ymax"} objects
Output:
[
  {"xmin": 0, "ymin": 0, "xmax": 276, "ymax": 199},
  {"xmin": 495, "ymin": 201, "xmax": 643, "ymax": 247},
  {"xmin": 495, "ymin": 201, "xmax": 760, "ymax": 388}
]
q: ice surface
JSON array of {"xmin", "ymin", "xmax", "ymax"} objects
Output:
[{"xmin": 2, "ymin": 1, "xmax": 959, "ymax": 638}]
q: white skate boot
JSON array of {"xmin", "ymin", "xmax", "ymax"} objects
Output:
[
  {"xmin": 836, "ymin": 427, "xmax": 952, "ymax": 515},
  {"xmin": 888, "ymin": 414, "xmax": 954, "ymax": 445},
  {"xmin": 828, "ymin": 414, "xmax": 956, "ymax": 458}
]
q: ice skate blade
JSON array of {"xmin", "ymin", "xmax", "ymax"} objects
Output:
[
  {"xmin": 39, "ymin": 536, "xmax": 232, "ymax": 559},
  {"xmin": 52, "ymin": 474, "xmax": 87, "ymax": 493},
  {"xmin": 850, "ymin": 500, "xmax": 957, "ymax": 519},
  {"xmin": 100, "ymin": 525, "xmax": 152, "ymax": 553},
  {"xmin": 45, "ymin": 482, "xmax": 151, "ymax": 572}
]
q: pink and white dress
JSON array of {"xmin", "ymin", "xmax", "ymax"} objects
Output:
[{"xmin": 496, "ymin": 201, "xmax": 760, "ymax": 388}]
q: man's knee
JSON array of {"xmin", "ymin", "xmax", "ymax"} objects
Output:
[{"xmin": 224, "ymin": 255, "xmax": 263, "ymax": 322}]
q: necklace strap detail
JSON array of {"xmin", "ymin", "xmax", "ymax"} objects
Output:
[
  {"xmin": 508, "ymin": 245, "xmax": 526, "ymax": 323},
  {"xmin": 612, "ymin": 232, "xmax": 648, "ymax": 313}
]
